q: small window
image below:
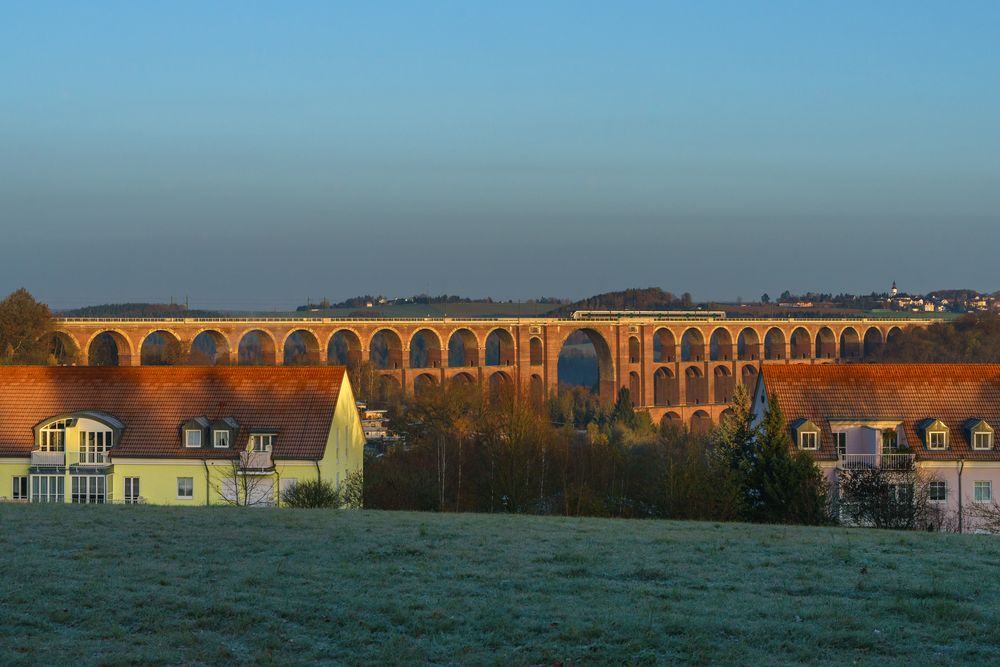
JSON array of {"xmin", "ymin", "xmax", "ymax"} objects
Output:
[
  {"xmin": 973, "ymin": 432, "xmax": 993, "ymax": 450},
  {"xmin": 833, "ymin": 432, "xmax": 846, "ymax": 457},
  {"xmin": 12, "ymin": 476, "xmax": 28, "ymax": 500},
  {"xmin": 974, "ymin": 480, "xmax": 992, "ymax": 503},
  {"xmin": 882, "ymin": 429, "xmax": 898, "ymax": 450},
  {"xmin": 799, "ymin": 431, "xmax": 818, "ymax": 450},
  {"xmin": 929, "ymin": 480, "xmax": 947, "ymax": 502},
  {"xmin": 177, "ymin": 477, "xmax": 194, "ymax": 500},
  {"xmin": 184, "ymin": 430, "xmax": 202, "ymax": 448},
  {"xmin": 213, "ymin": 430, "xmax": 230, "ymax": 448},
  {"xmin": 928, "ymin": 431, "xmax": 947, "ymax": 450},
  {"xmin": 124, "ymin": 477, "xmax": 140, "ymax": 504},
  {"xmin": 250, "ymin": 434, "xmax": 274, "ymax": 452}
]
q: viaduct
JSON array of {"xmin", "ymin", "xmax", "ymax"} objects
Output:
[{"xmin": 51, "ymin": 314, "xmax": 936, "ymax": 430}]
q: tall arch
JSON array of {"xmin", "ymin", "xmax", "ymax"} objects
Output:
[
  {"xmin": 450, "ymin": 371, "xmax": 476, "ymax": 386},
  {"xmin": 447, "ymin": 329, "xmax": 479, "ymax": 367},
  {"xmin": 88, "ymin": 331, "xmax": 133, "ymax": 367},
  {"xmin": 839, "ymin": 327, "xmax": 861, "ymax": 359},
  {"xmin": 140, "ymin": 330, "xmax": 183, "ymax": 366},
  {"xmin": 660, "ymin": 412, "xmax": 682, "ymax": 430},
  {"xmin": 815, "ymin": 327, "xmax": 836, "ymax": 359},
  {"xmin": 529, "ymin": 337, "xmax": 544, "ymax": 366},
  {"xmin": 685, "ymin": 366, "xmax": 708, "ymax": 405},
  {"xmin": 627, "ymin": 336, "xmax": 641, "ymax": 364},
  {"xmin": 713, "ymin": 366, "xmax": 734, "ymax": 404},
  {"xmin": 789, "ymin": 327, "xmax": 811, "ymax": 359},
  {"xmin": 488, "ymin": 370, "xmax": 514, "ymax": 400},
  {"xmin": 710, "ymin": 328, "xmax": 734, "ymax": 361},
  {"xmin": 628, "ymin": 370, "xmax": 641, "ymax": 401},
  {"xmin": 327, "ymin": 330, "xmax": 363, "ymax": 366},
  {"xmin": 681, "ymin": 328, "xmax": 706, "ymax": 362},
  {"xmin": 238, "ymin": 330, "xmax": 277, "ymax": 366},
  {"xmin": 653, "ymin": 367, "xmax": 678, "ymax": 406},
  {"xmin": 529, "ymin": 373, "xmax": 545, "ymax": 407},
  {"xmin": 485, "ymin": 328, "xmax": 515, "ymax": 366},
  {"xmin": 690, "ymin": 410, "xmax": 713, "ymax": 435},
  {"xmin": 764, "ymin": 328, "xmax": 786, "ymax": 360},
  {"xmin": 409, "ymin": 329, "xmax": 443, "ymax": 369},
  {"xmin": 190, "ymin": 330, "xmax": 231, "ymax": 365},
  {"xmin": 863, "ymin": 327, "xmax": 884, "ymax": 358},
  {"xmin": 557, "ymin": 328, "xmax": 615, "ymax": 401},
  {"xmin": 46, "ymin": 331, "xmax": 81, "ymax": 365},
  {"xmin": 740, "ymin": 364, "xmax": 759, "ymax": 388},
  {"xmin": 370, "ymin": 329, "xmax": 403, "ymax": 370},
  {"xmin": 283, "ymin": 330, "xmax": 322, "ymax": 365},
  {"xmin": 737, "ymin": 328, "xmax": 761, "ymax": 361},
  {"xmin": 414, "ymin": 372, "xmax": 437, "ymax": 394},
  {"xmin": 653, "ymin": 328, "xmax": 676, "ymax": 363},
  {"xmin": 886, "ymin": 326, "xmax": 903, "ymax": 351}
]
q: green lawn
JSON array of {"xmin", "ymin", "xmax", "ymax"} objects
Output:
[{"xmin": 2, "ymin": 507, "xmax": 998, "ymax": 665}]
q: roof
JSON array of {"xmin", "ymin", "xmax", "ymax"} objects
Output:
[
  {"xmin": 0, "ymin": 366, "xmax": 345, "ymax": 460},
  {"xmin": 758, "ymin": 364, "xmax": 1000, "ymax": 461}
]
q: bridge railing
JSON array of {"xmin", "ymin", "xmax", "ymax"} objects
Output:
[{"xmin": 55, "ymin": 315, "xmax": 945, "ymax": 324}]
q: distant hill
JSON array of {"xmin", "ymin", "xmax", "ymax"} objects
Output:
[
  {"xmin": 544, "ymin": 288, "xmax": 693, "ymax": 317},
  {"xmin": 60, "ymin": 303, "xmax": 224, "ymax": 318}
]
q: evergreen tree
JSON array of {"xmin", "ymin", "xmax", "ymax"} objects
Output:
[{"xmin": 711, "ymin": 384, "xmax": 755, "ymax": 471}]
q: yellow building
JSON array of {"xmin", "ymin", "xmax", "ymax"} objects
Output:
[{"xmin": 0, "ymin": 366, "xmax": 364, "ymax": 505}]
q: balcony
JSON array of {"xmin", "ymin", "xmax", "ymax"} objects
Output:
[
  {"xmin": 837, "ymin": 453, "xmax": 915, "ymax": 470},
  {"xmin": 243, "ymin": 450, "xmax": 273, "ymax": 470},
  {"xmin": 71, "ymin": 451, "xmax": 111, "ymax": 467},
  {"xmin": 31, "ymin": 450, "xmax": 66, "ymax": 466}
]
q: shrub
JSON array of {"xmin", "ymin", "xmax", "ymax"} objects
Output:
[{"xmin": 281, "ymin": 479, "xmax": 341, "ymax": 508}]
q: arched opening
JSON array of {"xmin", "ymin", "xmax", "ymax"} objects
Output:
[
  {"xmin": 863, "ymin": 328, "xmax": 884, "ymax": 358},
  {"xmin": 653, "ymin": 328, "xmax": 676, "ymax": 363},
  {"xmin": 628, "ymin": 336, "xmax": 641, "ymax": 364},
  {"xmin": 450, "ymin": 372, "xmax": 476, "ymax": 387},
  {"xmin": 369, "ymin": 330, "xmax": 403, "ymax": 370},
  {"xmin": 140, "ymin": 330, "xmax": 183, "ymax": 366},
  {"xmin": 628, "ymin": 371, "xmax": 641, "ymax": 402},
  {"xmin": 741, "ymin": 364, "xmax": 758, "ymax": 388},
  {"xmin": 46, "ymin": 331, "xmax": 81, "ymax": 365},
  {"xmin": 685, "ymin": 366, "xmax": 708, "ymax": 405},
  {"xmin": 529, "ymin": 374, "xmax": 544, "ymax": 407},
  {"xmin": 327, "ymin": 330, "xmax": 362, "ymax": 366},
  {"xmin": 839, "ymin": 327, "xmax": 861, "ymax": 359},
  {"xmin": 557, "ymin": 328, "xmax": 615, "ymax": 400},
  {"xmin": 886, "ymin": 326, "xmax": 903, "ymax": 351},
  {"xmin": 529, "ymin": 337, "xmax": 544, "ymax": 366},
  {"xmin": 409, "ymin": 329, "xmax": 443, "ymax": 369},
  {"xmin": 681, "ymin": 328, "xmax": 706, "ymax": 362},
  {"xmin": 714, "ymin": 366, "xmax": 734, "ymax": 404},
  {"xmin": 414, "ymin": 373, "xmax": 437, "ymax": 394},
  {"xmin": 790, "ymin": 327, "xmax": 811, "ymax": 359},
  {"xmin": 660, "ymin": 411, "xmax": 682, "ymax": 431},
  {"xmin": 710, "ymin": 328, "xmax": 734, "ymax": 361},
  {"xmin": 447, "ymin": 329, "xmax": 478, "ymax": 367},
  {"xmin": 653, "ymin": 367, "xmax": 678, "ymax": 406},
  {"xmin": 238, "ymin": 330, "xmax": 277, "ymax": 366},
  {"xmin": 88, "ymin": 331, "xmax": 131, "ymax": 367},
  {"xmin": 815, "ymin": 327, "xmax": 836, "ymax": 359},
  {"xmin": 690, "ymin": 410, "xmax": 712, "ymax": 435},
  {"xmin": 720, "ymin": 407, "xmax": 735, "ymax": 423},
  {"xmin": 488, "ymin": 371, "xmax": 513, "ymax": 400},
  {"xmin": 737, "ymin": 328, "xmax": 761, "ymax": 361},
  {"xmin": 485, "ymin": 329, "xmax": 515, "ymax": 366},
  {"xmin": 764, "ymin": 328, "xmax": 786, "ymax": 360},
  {"xmin": 190, "ymin": 330, "xmax": 230, "ymax": 366},
  {"xmin": 376, "ymin": 375, "xmax": 402, "ymax": 404},
  {"xmin": 283, "ymin": 330, "xmax": 322, "ymax": 366}
]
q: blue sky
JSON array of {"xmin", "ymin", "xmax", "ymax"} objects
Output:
[{"xmin": 2, "ymin": 1, "xmax": 998, "ymax": 309}]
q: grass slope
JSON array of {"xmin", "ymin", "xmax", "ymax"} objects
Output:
[{"xmin": 2, "ymin": 507, "xmax": 999, "ymax": 665}]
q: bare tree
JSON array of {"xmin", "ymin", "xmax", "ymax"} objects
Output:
[
  {"xmin": 838, "ymin": 462, "xmax": 951, "ymax": 530},
  {"xmin": 212, "ymin": 450, "xmax": 276, "ymax": 507}
]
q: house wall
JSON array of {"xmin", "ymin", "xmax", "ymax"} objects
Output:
[
  {"xmin": 0, "ymin": 459, "xmax": 29, "ymax": 500},
  {"xmin": 917, "ymin": 461, "xmax": 1000, "ymax": 532},
  {"xmin": 316, "ymin": 373, "xmax": 366, "ymax": 489}
]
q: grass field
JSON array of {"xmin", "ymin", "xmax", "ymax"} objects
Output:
[{"xmin": 2, "ymin": 507, "xmax": 999, "ymax": 666}]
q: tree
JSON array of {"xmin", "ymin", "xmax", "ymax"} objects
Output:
[
  {"xmin": 711, "ymin": 384, "xmax": 755, "ymax": 472},
  {"xmin": 212, "ymin": 450, "xmax": 278, "ymax": 507},
  {"xmin": 761, "ymin": 293, "xmax": 770, "ymax": 304},
  {"xmin": 838, "ymin": 462, "xmax": 946, "ymax": 530},
  {"xmin": 0, "ymin": 289, "xmax": 54, "ymax": 364}
]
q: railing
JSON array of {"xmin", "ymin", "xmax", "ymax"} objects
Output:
[
  {"xmin": 31, "ymin": 450, "xmax": 66, "ymax": 466},
  {"xmin": 54, "ymin": 314, "xmax": 941, "ymax": 324},
  {"xmin": 71, "ymin": 451, "xmax": 111, "ymax": 466},
  {"xmin": 837, "ymin": 453, "xmax": 915, "ymax": 470},
  {"xmin": 244, "ymin": 450, "xmax": 273, "ymax": 470}
]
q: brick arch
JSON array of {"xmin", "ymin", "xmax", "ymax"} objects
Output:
[
  {"xmin": 690, "ymin": 409, "xmax": 713, "ymax": 435},
  {"xmin": 713, "ymin": 365, "xmax": 734, "ymax": 403},
  {"xmin": 789, "ymin": 326, "xmax": 811, "ymax": 360},
  {"xmin": 189, "ymin": 329, "xmax": 232, "ymax": 365},
  {"xmin": 680, "ymin": 327, "xmax": 706, "ymax": 362},
  {"xmin": 653, "ymin": 327, "xmax": 677, "ymax": 363},
  {"xmin": 838, "ymin": 326, "xmax": 861, "ymax": 359},
  {"xmin": 47, "ymin": 329, "xmax": 83, "ymax": 365},
  {"xmin": 409, "ymin": 328, "xmax": 443, "ymax": 369},
  {"xmin": 138, "ymin": 328, "xmax": 184, "ymax": 366},
  {"xmin": 325, "ymin": 328, "xmax": 364, "ymax": 366},
  {"xmin": 555, "ymin": 327, "xmax": 616, "ymax": 400},
  {"xmin": 529, "ymin": 337, "xmax": 544, "ymax": 366},
  {"xmin": 369, "ymin": 328, "xmax": 404, "ymax": 369},
  {"xmin": 863, "ymin": 326, "xmax": 884, "ymax": 358},
  {"xmin": 709, "ymin": 326, "xmax": 734, "ymax": 361},
  {"xmin": 282, "ymin": 328, "xmax": 323, "ymax": 365},
  {"xmin": 737, "ymin": 327, "xmax": 761, "ymax": 361},
  {"xmin": 815, "ymin": 326, "xmax": 836, "ymax": 359},
  {"xmin": 236, "ymin": 329, "xmax": 278, "ymax": 366},
  {"xmin": 763, "ymin": 327, "xmax": 786, "ymax": 360},
  {"xmin": 85, "ymin": 329, "xmax": 135, "ymax": 366},
  {"xmin": 447, "ymin": 328, "xmax": 481, "ymax": 367},
  {"xmin": 484, "ymin": 327, "xmax": 516, "ymax": 366},
  {"xmin": 653, "ymin": 366, "xmax": 678, "ymax": 406}
]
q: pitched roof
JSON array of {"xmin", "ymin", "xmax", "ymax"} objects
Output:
[
  {"xmin": 0, "ymin": 366, "xmax": 345, "ymax": 460},
  {"xmin": 759, "ymin": 364, "xmax": 1000, "ymax": 461}
]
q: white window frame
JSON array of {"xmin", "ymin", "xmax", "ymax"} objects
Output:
[
  {"xmin": 929, "ymin": 480, "xmax": 947, "ymax": 503},
  {"xmin": 213, "ymin": 430, "xmax": 231, "ymax": 448},
  {"xmin": 799, "ymin": 431, "xmax": 818, "ymax": 450},
  {"xmin": 79, "ymin": 429, "xmax": 112, "ymax": 464},
  {"xmin": 124, "ymin": 477, "xmax": 140, "ymax": 504},
  {"xmin": 177, "ymin": 477, "xmax": 194, "ymax": 500},
  {"xmin": 927, "ymin": 430, "xmax": 948, "ymax": 450},
  {"xmin": 30, "ymin": 475, "xmax": 65, "ymax": 503},
  {"xmin": 974, "ymin": 480, "xmax": 992, "ymax": 504},
  {"xmin": 71, "ymin": 475, "xmax": 107, "ymax": 504},
  {"xmin": 11, "ymin": 476, "xmax": 28, "ymax": 500},
  {"xmin": 39, "ymin": 420, "xmax": 69, "ymax": 451},
  {"xmin": 184, "ymin": 429, "xmax": 202, "ymax": 448},
  {"xmin": 833, "ymin": 432, "xmax": 846, "ymax": 457},
  {"xmin": 250, "ymin": 434, "xmax": 275, "ymax": 452},
  {"xmin": 973, "ymin": 431, "xmax": 993, "ymax": 450}
]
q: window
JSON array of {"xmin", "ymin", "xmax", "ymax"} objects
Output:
[
  {"xmin": 213, "ymin": 430, "xmax": 230, "ymax": 448},
  {"xmin": 79, "ymin": 430, "xmax": 111, "ymax": 464},
  {"xmin": 929, "ymin": 480, "xmax": 947, "ymax": 502},
  {"xmin": 882, "ymin": 429, "xmax": 898, "ymax": 450},
  {"xmin": 928, "ymin": 431, "xmax": 947, "ymax": 450},
  {"xmin": 124, "ymin": 477, "xmax": 140, "ymax": 504},
  {"xmin": 833, "ymin": 432, "xmax": 847, "ymax": 457},
  {"xmin": 250, "ymin": 434, "xmax": 274, "ymax": 452},
  {"xmin": 890, "ymin": 483, "xmax": 914, "ymax": 504},
  {"xmin": 799, "ymin": 431, "xmax": 818, "ymax": 450},
  {"xmin": 40, "ymin": 420, "xmax": 69, "ymax": 451},
  {"xmin": 974, "ymin": 481, "xmax": 992, "ymax": 503},
  {"xmin": 71, "ymin": 475, "xmax": 107, "ymax": 504},
  {"xmin": 185, "ymin": 429, "xmax": 202, "ymax": 448},
  {"xmin": 973, "ymin": 432, "xmax": 993, "ymax": 450},
  {"xmin": 177, "ymin": 477, "xmax": 194, "ymax": 500},
  {"xmin": 11, "ymin": 476, "xmax": 28, "ymax": 501},
  {"xmin": 30, "ymin": 475, "xmax": 65, "ymax": 503}
]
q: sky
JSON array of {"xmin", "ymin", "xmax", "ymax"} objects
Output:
[{"xmin": 2, "ymin": 1, "xmax": 999, "ymax": 310}]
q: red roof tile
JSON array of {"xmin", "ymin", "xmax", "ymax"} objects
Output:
[
  {"xmin": 760, "ymin": 364, "xmax": 1000, "ymax": 461},
  {"xmin": 0, "ymin": 366, "xmax": 345, "ymax": 460}
]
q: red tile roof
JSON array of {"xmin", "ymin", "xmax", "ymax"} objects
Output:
[
  {"xmin": 0, "ymin": 366, "xmax": 345, "ymax": 460},
  {"xmin": 759, "ymin": 364, "xmax": 1000, "ymax": 461}
]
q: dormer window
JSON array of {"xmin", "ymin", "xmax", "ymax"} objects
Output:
[
  {"xmin": 799, "ymin": 431, "xmax": 818, "ymax": 450},
  {"xmin": 790, "ymin": 418, "xmax": 820, "ymax": 451},
  {"xmin": 973, "ymin": 431, "xmax": 993, "ymax": 450},
  {"xmin": 40, "ymin": 420, "xmax": 70, "ymax": 451},
  {"xmin": 250, "ymin": 433, "xmax": 275, "ymax": 452},
  {"xmin": 965, "ymin": 419, "xmax": 994, "ymax": 451},
  {"xmin": 928, "ymin": 430, "xmax": 947, "ymax": 450},
  {"xmin": 185, "ymin": 429, "xmax": 202, "ymax": 448},
  {"xmin": 918, "ymin": 419, "xmax": 950, "ymax": 450},
  {"xmin": 213, "ymin": 430, "xmax": 230, "ymax": 448}
]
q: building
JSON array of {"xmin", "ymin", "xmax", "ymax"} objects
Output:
[
  {"xmin": 753, "ymin": 364, "xmax": 1000, "ymax": 531},
  {"xmin": 0, "ymin": 366, "xmax": 365, "ymax": 505}
]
